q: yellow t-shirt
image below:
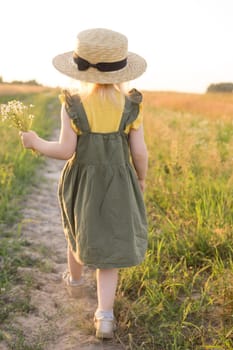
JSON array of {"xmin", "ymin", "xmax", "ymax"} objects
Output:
[{"xmin": 60, "ymin": 90, "xmax": 143, "ymax": 134}]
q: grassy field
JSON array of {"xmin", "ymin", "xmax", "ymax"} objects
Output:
[
  {"xmin": 0, "ymin": 85, "xmax": 60, "ymax": 324},
  {"xmin": 0, "ymin": 83, "xmax": 52, "ymax": 96},
  {"xmin": 117, "ymin": 91, "xmax": 233, "ymax": 349},
  {"xmin": 0, "ymin": 85, "xmax": 60, "ymax": 224},
  {"xmin": 0, "ymin": 85, "xmax": 233, "ymax": 349}
]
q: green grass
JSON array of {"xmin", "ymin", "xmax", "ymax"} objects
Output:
[
  {"xmin": 0, "ymin": 91, "xmax": 60, "ymax": 224},
  {"xmin": 0, "ymin": 89, "xmax": 60, "ymax": 344},
  {"xmin": 117, "ymin": 93, "xmax": 233, "ymax": 349}
]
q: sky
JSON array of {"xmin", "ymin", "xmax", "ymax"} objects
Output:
[{"xmin": 0, "ymin": 0, "xmax": 232, "ymax": 93}]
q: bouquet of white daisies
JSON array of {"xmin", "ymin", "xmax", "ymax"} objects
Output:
[{"xmin": 0, "ymin": 100, "xmax": 34, "ymax": 131}]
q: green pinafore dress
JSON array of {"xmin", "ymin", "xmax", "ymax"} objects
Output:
[{"xmin": 58, "ymin": 90, "xmax": 148, "ymax": 269}]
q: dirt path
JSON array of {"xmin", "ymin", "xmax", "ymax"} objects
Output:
[{"xmin": 1, "ymin": 141, "xmax": 124, "ymax": 349}]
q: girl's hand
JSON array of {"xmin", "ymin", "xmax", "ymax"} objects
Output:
[
  {"xmin": 20, "ymin": 130, "xmax": 38, "ymax": 150},
  {"xmin": 138, "ymin": 179, "xmax": 146, "ymax": 192}
]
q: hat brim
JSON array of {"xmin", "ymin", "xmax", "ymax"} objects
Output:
[{"xmin": 52, "ymin": 51, "xmax": 147, "ymax": 83}]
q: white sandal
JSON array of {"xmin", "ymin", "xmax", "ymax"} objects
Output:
[
  {"xmin": 62, "ymin": 271, "xmax": 84, "ymax": 297},
  {"xmin": 94, "ymin": 316, "xmax": 116, "ymax": 339}
]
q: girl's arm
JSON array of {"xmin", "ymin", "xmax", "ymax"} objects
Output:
[
  {"xmin": 128, "ymin": 124, "xmax": 148, "ymax": 192},
  {"xmin": 20, "ymin": 104, "xmax": 77, "ymax": 160}
]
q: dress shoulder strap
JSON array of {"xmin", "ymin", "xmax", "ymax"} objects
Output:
[
  {"xmin": 118, "ymin": 88, "xmax": 143, "ymax": 132},
  {"xmin": 62, "ymin": 90, "xmax": 90, "ymax": 133}
]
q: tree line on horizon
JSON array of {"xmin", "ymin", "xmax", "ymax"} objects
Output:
[
  {"xmin": 206, "ymin": 82, "xmax": 233, "ymax": 93},
  {"xmin": 0, "ymin": 76, "xmax": 41, "ymax": 86},
  {"xmin": 0, "ymin": 76, "xmax": 233, "ymax": 93}
]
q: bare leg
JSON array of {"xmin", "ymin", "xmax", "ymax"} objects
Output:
[
  {"xmin": 94, "ymin": 268, "xmax": 118, "ymax": 338},
  {"xmin": 96, "ymin": 268, "xmax": 118, "ymax": 312},
  {"xmin": 67, "ymin": 245, "xmax": 83, "ymax": 281}
]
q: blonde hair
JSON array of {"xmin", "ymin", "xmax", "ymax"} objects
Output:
[{"xmin": 76, "ymin": 82, "xmax": 129, "ymax": 107}]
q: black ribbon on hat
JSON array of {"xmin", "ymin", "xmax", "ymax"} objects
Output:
[{"xmin": 73, "ymin": 55, "xmax": 127, "ymax": 72}]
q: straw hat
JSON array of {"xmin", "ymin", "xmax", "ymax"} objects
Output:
[{"xmin": 52, "ymin": 28, "xmax": 147, "ymax": 84}]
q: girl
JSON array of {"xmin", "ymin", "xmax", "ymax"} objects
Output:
[{"xmin": 21, "ymin": 28, "xmax": 148, "ymax": 339}]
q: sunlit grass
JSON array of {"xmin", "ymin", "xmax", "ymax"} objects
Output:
[
  {"xmin": 0, "ymin": 88, "xmax": 60, "ymax": 344},
  {"xmin": 117, "ymin": 91, "xmax": 233, "ymax": 349},
  {"xmin": 0, "ymin": 90, "xmax": 59, "ymax": 224}
]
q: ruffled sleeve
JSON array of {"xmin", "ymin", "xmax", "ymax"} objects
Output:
[
  {"xmin": 59, "ymin": 89, "xmax": 82, "ymax": 134},
  {"xmin": 124, "ymin": 88, "xmax": 143, "ymax": 133},
  {"xmin": 129, "ymin": 106, "xmax": 143, "ymax": 130}
]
